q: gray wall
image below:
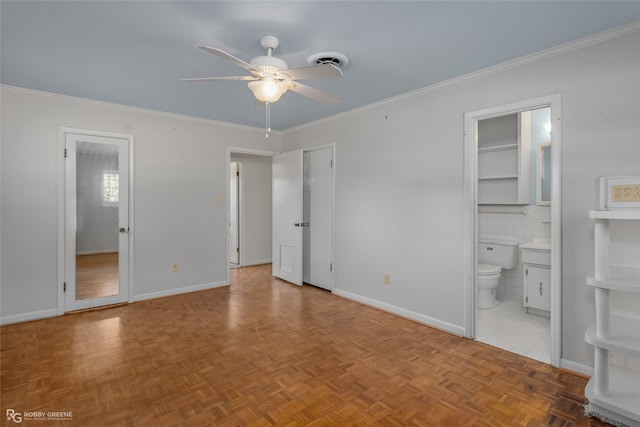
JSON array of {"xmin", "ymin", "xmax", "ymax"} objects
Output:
[
  {"xmin": 0, "ymin": 87, "xmax": 282, "ymax": 322},
  {"xmin": 282, "ymin": 29, "xmax": 640, "ymax": 370}
]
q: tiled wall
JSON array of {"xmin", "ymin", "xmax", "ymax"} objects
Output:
[{"xmin": 478, "ymin": 205, "xmax": 551, "ymax": 302}]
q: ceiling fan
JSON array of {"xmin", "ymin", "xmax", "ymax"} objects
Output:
[{"xmin": 181, "ymin": 35, "xmax": 343, "ymax": 105}]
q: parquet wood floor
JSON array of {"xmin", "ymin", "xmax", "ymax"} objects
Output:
[
  {"xmin": 75, "ymin": 253, "xmax": 119, "ymax": 300},
  {"xmin": 1, "ymin": 264, "xmax": 607, "ymax": 426}
]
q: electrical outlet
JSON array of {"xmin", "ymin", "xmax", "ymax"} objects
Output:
[
  {"xmin": 384, "ymin": 274, "xmax": 390, "ymax": 284},
  {"xmin": 172, "ymin": 263, "xmax": 178, "ymax": 272}
]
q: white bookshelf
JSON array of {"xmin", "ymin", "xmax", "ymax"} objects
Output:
[{"xmin": 585, "ymin": 208, "xmax": 640, "ymax": 427}]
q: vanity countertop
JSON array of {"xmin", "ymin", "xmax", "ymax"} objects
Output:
[{"xmin": 519, "ymin": 240, "xmax": 551, "ymax": 251}]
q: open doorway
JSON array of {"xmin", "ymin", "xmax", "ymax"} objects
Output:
[
  {"xmin": 464, "ymin": 95, "xmax": 561, "ymax": 367},
  {"xmin": 226, "ymin": 146, "xmax": 334, "ymax": 291},
  {"xmin": 228, "ymin": 152, "xmax": 273, "ymax": 269}
]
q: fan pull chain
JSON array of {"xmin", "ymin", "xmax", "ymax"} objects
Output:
[{"xmin": 265, "ymin": 102, "xmax": 271, "ymax": 138}]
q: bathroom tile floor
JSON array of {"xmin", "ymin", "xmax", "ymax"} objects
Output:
[{"xmin": 476, "ymin": 299, "xmax": 550, "ymax": 364}]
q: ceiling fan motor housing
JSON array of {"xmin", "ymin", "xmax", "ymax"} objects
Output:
[{"xmin": 250, "ymin": 55, "xmax": 288, "ymax": 71}]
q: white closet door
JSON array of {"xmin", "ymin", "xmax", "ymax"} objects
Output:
[
  {"xmin": 272, "ymin": 150, "xmax": 303, "ymax": 285},
  {"xmin": 303, "ymin": 147, "xmax": 333, "ymax": 290}
]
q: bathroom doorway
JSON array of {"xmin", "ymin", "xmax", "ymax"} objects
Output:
[{"xmin": 463, "ymin": 95, "xmax": 561, "ymax": 367}]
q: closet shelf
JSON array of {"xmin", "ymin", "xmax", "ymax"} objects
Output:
[
  {"xmin": 478, "ymin": 175, "xmax": 518, "ymax": 181},
  {"xmin": 585, "ymin": 366, "xmax": 640, "ymax": 426}
]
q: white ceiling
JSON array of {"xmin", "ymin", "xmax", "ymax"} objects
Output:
[{"xmin": 2, "ymin": 1, "xmax": 640, "ymax": 130}]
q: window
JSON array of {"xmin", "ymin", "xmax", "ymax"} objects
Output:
[{"xmin": 102, "ymin": 170, "xmax": 119, "ymax": 206}]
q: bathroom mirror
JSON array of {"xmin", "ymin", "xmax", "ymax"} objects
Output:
[{"xmin": 536, "ymin": 142, "xmax": 551, "ymax": 205}]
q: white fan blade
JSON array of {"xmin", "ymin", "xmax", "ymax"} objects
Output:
[
  {"xmin": 199, "ymin": 46, "xmax": 260, "ymax": 75},
  {"xmin": 278, "ymin": 63, "xmax": 342, "ymax": 81},
  {"xmin": 288, "ymin": 82, "xmax": 341, "ymax": 105},
  {"xmin": 180, "ymin": 76, "xmax": 258, "ymax": 82}
]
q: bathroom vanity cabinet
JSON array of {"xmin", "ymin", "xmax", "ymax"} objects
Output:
[
  {"xmin": 520, "ymin": 244, "xmax": 551, "ymax": 315},
  {"xmin": 584, "ymin": 208, "xmax": 640, "ymax": 427},
  {"xmin": 477, "ymin": 112, "xmax": 530, "ymax": 204}
]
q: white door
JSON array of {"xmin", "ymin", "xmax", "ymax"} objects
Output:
[
  {"xmin": 230, "ymin": 161, "xmax": 240, "ymax": 265},
  {"xmin": 272, "ymin": 150, "xmax": 304, "ymax": 285},
  {"xmin": 303, "ymin": 148, "xmax": 333, "ymax": 290},
  {"xmin": 65, "ymin": 133, "xmax": 130, "ymax": 311}
]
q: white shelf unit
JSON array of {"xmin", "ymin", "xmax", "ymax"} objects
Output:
[
  {"xmin": 477, "ymin": 112, "xmax": 531, "ymax": 205},
  {"xmin": 585, "ymin": 209, "xmax": 640, "ymax": 427}
]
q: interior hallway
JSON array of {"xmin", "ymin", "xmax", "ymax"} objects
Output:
[{"xmin": 1, "ymin": 264, "xmax": 605, "ymax": 426}]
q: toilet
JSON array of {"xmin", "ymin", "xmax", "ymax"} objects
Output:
[{"xmin": 477, "ymin": 237, "xmax": 519, "ymax": 309}]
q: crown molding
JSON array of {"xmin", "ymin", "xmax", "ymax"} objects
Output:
[
  {"xmin": 284, "ymin": 20, "xmax": 640, "ymax": 135},
  {"xmin": 0, "ymin": 84, "xmax": 279, "ymax": 136}
]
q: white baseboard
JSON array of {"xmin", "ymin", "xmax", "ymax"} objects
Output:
[
  {"xmin": 134, "ymin": 280, "xmax": 229, "ymax": 302},
  {"xmin": 1, "ymin": 308, "xmax": 58, "ymax": 326},
  {"xmin": 332, "ymin": 289, "xmax": 465, "ymax": 337},
  {"xmin": 560, "ymin": 358, "xmax": 593, "ymax": 377},
  {"xmin": 76, "ymin": 249, "xmax": 118, "ymax": 255},
  {"xmin": 241, "ymin": 259, "xmax": 272, "ymax": 267}
]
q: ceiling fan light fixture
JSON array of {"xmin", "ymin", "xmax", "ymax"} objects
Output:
[{"xmin": 248, "ymin": 76, "xmax": 288, "ymax": 103}]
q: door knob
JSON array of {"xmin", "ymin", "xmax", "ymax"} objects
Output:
[
  {"xmin": 294, "ymin": 223, "xmax": 301, "ymax": 227},
  {"xmin": 119, "ymin": 227, "xmax": 127, "ymax": 233}
]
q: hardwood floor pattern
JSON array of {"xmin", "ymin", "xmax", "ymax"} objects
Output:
[
  {"xmin": 1, "ymin": 264, "xmax": 606, "ymax": 426},
  {"xmin": 75, "ymin": 253, "xmax": 119, "ymax": 300}
]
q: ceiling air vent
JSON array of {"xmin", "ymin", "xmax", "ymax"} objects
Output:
[{"xmin": 307, "ymin": 52, "xmax": 350, "ymax": 70}]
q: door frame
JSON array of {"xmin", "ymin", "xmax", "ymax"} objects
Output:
[
  {"xmin": 225, "ymin": 147, "xmax": 277, "ymax": 284},
  {"xmin": 463, "ymin": 94, "xmax": 561, "ymax": 367},
  {"xmin": 229, "ymin": 160, "xmax": 241, "ymax": 265},
  {"xmin": 225, "ymin": 144, "xmax": 335, "ymax": 292},
  {"xmin": 57, "ymin": 127, "xmax": 135, "ymax": 314}
]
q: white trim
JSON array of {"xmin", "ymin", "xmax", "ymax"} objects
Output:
[
  {"xmin": 5, "ymin": 22, "xmax": 639, "ymax": 138},
  {"xmin": 76, "ymin": 249, "xmax": 119, "ymax": 256},
  {"xmin": 463, "ymin": 94, "xmax": 562, "ymax": 367},
  {"xmin": 286, "ymin": 21, "xmax": 640, "ymax": 135},
  {"xmin": 1, "ymin": 85, "xmax": 273, "ymax": 135},
  {"xmin": 333, "ymin": 289, "xmax": 465, "ymax": 337},
  {"xmin": 549, "ymin": 96, "xmax": 562, "ymax": 368},
  {"xmin": 241, "ymin": 259, "xmax": 273, "ymax": 267},
  {"xmin": 57, "ymin": 129, "xmax": 66, "ymax": 315},
  {"xmin": 1, "ymin": 309, "xmax": 58, "ymax": 326},
  {"xmin": 561, "ymin": 359, "xmax": 593, "ymax": 377},
  {"xmin": 134, "ymin": 281, "xmax": 228, "ymax": 302}
]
